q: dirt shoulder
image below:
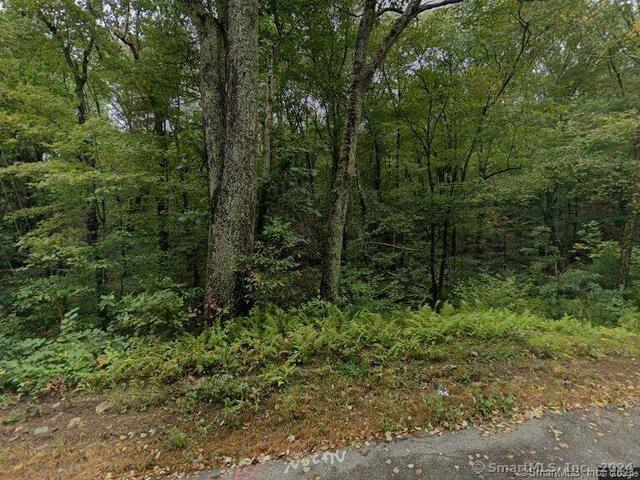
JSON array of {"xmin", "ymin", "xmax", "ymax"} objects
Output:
[
  {"xmin": 2, "ymin": 352, "xmax": 639, "ymax": 480},
  {"xmin": 180, "ymin": 403, "xmax": 640, "ymax": 480}
]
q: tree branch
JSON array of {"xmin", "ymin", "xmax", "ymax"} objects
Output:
[{"xmin": 360, "ymin": 0, "xmax": 463, "ymax": 89}]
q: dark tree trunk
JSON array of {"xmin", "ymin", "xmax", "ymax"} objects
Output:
[
  {"xmin": 72, "ymin": 55, "xmax": 103, "ymax": 305},
  {"xmin": 256, "ymin": 46, "xmax": 276, "ymax": 235},
  {"xmin": 618, "ymin": 99, "xmax": 640, "ymax": 291},
  {"xmin": 263, "ymin": 46, "xmax": 275, "ymax": 178},
  {"xmin": 373, "ymin": 134, "xmax": 382, "ymax": 193}
]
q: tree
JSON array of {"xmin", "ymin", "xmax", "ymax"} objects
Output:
[
  {"xmin": 320, "ymin": 0, "xmax": 464, "ymax": 300},
  {"xmin": 183, "ymin": 0, "xmax": 260, "ymax": 319}
]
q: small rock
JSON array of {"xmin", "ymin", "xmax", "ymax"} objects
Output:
[
  {"xmin": 51, "ymin": 402, "xmax": 62, "ymax": 409},
  {"xmin": 67, "ymin": 417, "xmax": 82, "ymax": 429},
  {"xmin": 95, "ymin": 401, "xmax": 112, "ymax": 415},
  {"xmin": 434, "ymin": 384, "xmax": 449, "ymax": 397},
  {"xmin": 33, "ymin": 426, "xmax": 49, "ymax": 436},
  {"xmin": 287, "ymin": 434, "xmax": 295, "ymax": 443}
]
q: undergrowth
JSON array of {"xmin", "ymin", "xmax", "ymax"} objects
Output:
[{"xmin": 1, "ymin": 302, "xmax": 637, "ymax": 401}]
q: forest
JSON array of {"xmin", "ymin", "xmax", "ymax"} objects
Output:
[{"xmin": 1, "ymin": 0, "xmax": 640, "ymax": 479}]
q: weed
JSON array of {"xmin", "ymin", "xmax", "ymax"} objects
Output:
[
  {"xmin": 109, "ymin": 381, "xmax": 169, "ymax": 412},
  {"xmin": 274, "ymin": 384, "xmax": 305, "ymax": 419},
  {"xmin": 421, "ymin": 392, "xmax": 463, "ymax": 423},
  {"xmin": 381, "ymin": 416, "xmax": 400, "ymax": 432},
  {"xmin": 215, "ymin": 399, "xmax": 245, "ymax": 427},
  {"xmin": 476, "ymin": 394, "xmax": 517, "ymax": 418},
  {"xmin": 166, "ymin": 426, "xmax": 187, "ymax": 450},
  {"xmin": 0, "ymin": 410, "xmax": 22, "ymax": 425},
  {"xmin": 187, "ymin": 374, "xmax": 251, "ymax": 404}
]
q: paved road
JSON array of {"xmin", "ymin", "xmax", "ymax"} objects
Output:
[{"xmin": 169, "ymin": 405, "xmax": 640, "ymax": 479}]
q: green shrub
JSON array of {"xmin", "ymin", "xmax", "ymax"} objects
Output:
[
  {"xmin": 421, "ymin": 392, "xmax": 462, "ymax": 423},
  {"xmin": 187, "ymin": 374, "xmax": 252, "ymax": 404},
  {"xmin": 537, "ymin": 269, "xmax": 638, "ymax": 325},
  {"xmin": 100, "ymin": 288, "xmax": 193, "ymax": 336},
  {"xmin": 0, "ymin": 329, "xmax": 123, "ymax": 392},
  {"xmin": 452, "ymin": 274, "xmax": 532, "ymax": 311},
  {"xmin": 476, "ymin": 394, "xmax": 516, "ymax": 418}
]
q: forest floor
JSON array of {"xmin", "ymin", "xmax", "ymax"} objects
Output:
[{"xmin": 1, "ymin": 345, "xmax": 640, "ymax": 480}]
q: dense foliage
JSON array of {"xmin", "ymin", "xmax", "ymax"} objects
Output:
[
  {"xmin": 1, "ymin": 0, "xmax": 640, "ymax": 397},
  {"xmin": 2, "ymin": 302, "xmax": 637, "ymax": 396}
]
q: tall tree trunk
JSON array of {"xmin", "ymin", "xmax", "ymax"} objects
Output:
[
  {"xmin": 319, "ymin": 0, "xmax": 463, "ymax": 300},
  {"xmin": 74, "ymin": 68, "xmax": 104, "ymax": 305},
  {"xmin": 256, "ymin": 45, "xmax": 275, "ymax": 234},
  {"xmin": 154, "ymin": 112, "xmax": 170, "ymax": 254},
  {"xmin": 203, "ymin": 0, "xmax": 259, "ymax": 318},
  {"xmin": 618, "ymin": 99, "xmax": 640, "ymax": 291},
  {"xmin": 373, "ymin": 134, "xmax": 382, "ymax": 193},
  {"xmin": 263, "ymin": 46, "xmax": 275, "ymax": 178},
  {"xmin": 319, "ymin": 0, "xmax": 376, "ymax": 300}
]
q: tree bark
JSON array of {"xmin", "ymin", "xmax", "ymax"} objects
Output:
[
  {"xmin": 263, "ymin": 46, "xmax": 275, "ymax": 178},
  {"xmin": 186, "ymin": 0, "xmax": 259, "ymax": 319},
  {"xmin": 319, "ymin": 0, "xmax": 376, "ymax": 300}
]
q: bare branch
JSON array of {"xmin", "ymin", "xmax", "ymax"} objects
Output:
[
  {"xmin": 417, "ymin": 0, "xmax": 465, "ymax": 13},
  {"xmin": 377, "ymin": 6, "xmax": 404, "ymax": 16}
]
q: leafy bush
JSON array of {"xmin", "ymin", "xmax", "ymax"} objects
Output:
[
  {"xmin": 100, "ymin": 287, "xmax": 193, "ymax": 336},
  {"xmin": 249, "ymin": 218, "xmax": 309, "ymax": 307},
  {"xmin": 455, "ymin": 269, "xmax": 640, "ymax": 327},
  {"xmin": 537, "ymin": 269, "xmax": 638, "ymax": 326},
  {"xmin": 0, "ymin": 329, "xmax": 124, "ymax": 392},
  {"xmin": 452, "ymin": 274, "xmax": 532, "ymax": 311}
]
